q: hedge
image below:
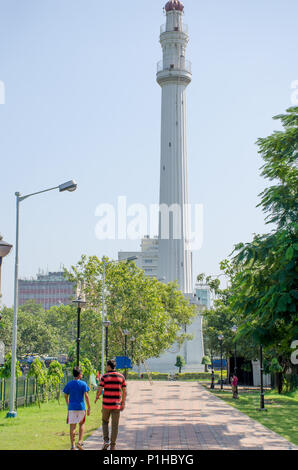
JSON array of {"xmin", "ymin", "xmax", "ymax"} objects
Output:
[
  {"xmin": 126, "ymin": 372, "xmax": 170, "ymax": 380},
  {"xmin": 176, "ymin": 371, "xmax": 227, "ymax": 380},
  {"xmin": 125, "ymin": 371, "xmax": 228, "ymax": 381}
]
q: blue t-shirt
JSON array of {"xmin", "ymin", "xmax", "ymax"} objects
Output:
[{"xmin": 63, "ymin": 379, "xmax": 90, "ymax": 411}]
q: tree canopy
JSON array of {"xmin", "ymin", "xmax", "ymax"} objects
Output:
[
  {"xmin": 65, "ymin": 255, "xmax": 196, "ymax": 365},
  {"xmin": 201, "ymin": 107, "xmax": 298, "ymax": 392}
]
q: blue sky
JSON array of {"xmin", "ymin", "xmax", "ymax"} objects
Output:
[{"xmin": 0, "ymin": 0, "xmax": 297, "ymax": 306}]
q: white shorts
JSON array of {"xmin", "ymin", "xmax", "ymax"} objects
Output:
[{"xmin": 67, "ymin": 410, "xmax": 86, "ymax": 425}]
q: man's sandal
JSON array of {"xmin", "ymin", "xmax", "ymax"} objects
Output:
[
  {"xmin": 77, "ymin": 442, "xmax": 85, "ymax": 450},
  {"xmin": 102, "ymin": 441, "xmax": 110, "ymax": 450}
]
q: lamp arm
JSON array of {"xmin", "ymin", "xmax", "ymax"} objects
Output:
[{"xmin": 18, "ymin": 186, "xmax": 59, "ymax": 202}]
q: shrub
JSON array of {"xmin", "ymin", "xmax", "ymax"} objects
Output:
[
  {"xmin": 175, "ymin": 371, "xmax": 227, "ymax": 381},
  {"xmin": 126, "ymin": 371, "xmax": 170, "ymax": 380}
]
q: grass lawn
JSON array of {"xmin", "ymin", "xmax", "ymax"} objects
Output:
[
  {"xmin": 0, "ymin": 391, "xmax": 102, "ymax": 450},
  {"xmin": 204, "ymin": 386, "xmax": 298, "ymax": 446}
]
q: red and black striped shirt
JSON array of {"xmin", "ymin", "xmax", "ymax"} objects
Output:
[{"xmin": 99, "ymin": 371, "xmax": 126, "ymax": 410}]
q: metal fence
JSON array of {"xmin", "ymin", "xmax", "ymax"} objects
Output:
[{"xmin": 0, "ymin": 371, "xmax": 75, "ymax": 411}]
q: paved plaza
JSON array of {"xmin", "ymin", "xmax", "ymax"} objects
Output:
[{"xmin": 84, "ymin": 381, "xmax": 297, "ymax": 451}]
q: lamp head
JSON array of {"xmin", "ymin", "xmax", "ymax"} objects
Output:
[
  {"xmin": 59, "ymin": 180, "xmax": 77, "ymax": 193},
  {"xmin": 72, "ymin": 296, "xmax": 86, "ymax": 308},
  {"xmin": 0, "ymin": 235, "xmax": 13, "ymax": 258}
]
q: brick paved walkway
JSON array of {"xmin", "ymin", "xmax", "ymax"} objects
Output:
[{"xmin": 84, "ymin": 381, "xmax": 297, "ymax": 450}]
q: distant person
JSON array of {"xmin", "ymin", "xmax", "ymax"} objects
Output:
[
  {"xmin": 94, "ymin": 359, "xmax": 127, "ymax": 450},
  {"xmin": 232, "ymin": 374, "xmax": 239, "ymax": 399},
  {"xmin": 63, "ymin": 366, "xmax": 91, "ymax": 450}
]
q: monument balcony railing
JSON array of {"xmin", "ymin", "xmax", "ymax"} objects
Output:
[
  {"xmin": 157, "ymin": 59, "xmax": 192, "ymax": 74},
  {"xmin": 160, "ymin": 23, "xmax": 188, "ymax": 34}
]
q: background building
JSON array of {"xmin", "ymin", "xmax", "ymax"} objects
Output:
[
  {"xmin": 118, "ymin": 236, "xmax": 159, "ymax": 279},
  {"xmin": 18, "ymin": 271, "xmax": 75, "ymax": 310},
  {"xmin": 195, "ymin": 284, "xmax": 211, "ymax": 309}
]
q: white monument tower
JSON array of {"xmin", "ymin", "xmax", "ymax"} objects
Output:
[
  {"xmin": 157, "ymin": 0, "xmax": 192, "ymax": 294},
  {"xmin": 144, "ymin": 1, "xmax": 205, "ymax": 373}
]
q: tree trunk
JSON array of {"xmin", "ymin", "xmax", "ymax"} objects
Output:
[
  {"xmin": 276, "ymin": 372, "xmax": 283, "ymax": 394},
  {"xmin": 36, "ymin": 381, "xmax": 40, "ymax": 408}
]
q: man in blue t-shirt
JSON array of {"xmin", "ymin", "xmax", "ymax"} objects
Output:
[{"xmin": 63, "ymin": 366, "xmax": 91, "ymax": 450}]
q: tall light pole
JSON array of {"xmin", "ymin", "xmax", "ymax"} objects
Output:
[
  {"xmin": 101, "ymin": 256, "xmax": 137, "ymax": 377},
  {"xmin": 123, "ymin": 329, "xmax": 129, "ymax": 379},
  {"xmin": 72, "ymin": 296, "xmax": 86, "ymax": 367},
  {"xmin": 130, "ymin": 336, "xmax": 136, "ymax": 366},
  {"xmin": 218, "ymin": 334, "xmax": 224, "ymax": 390},
  {"xmin": 103, "ymin": 320, "xmax": 111, "ymax": 362},
  {"xmin": 259, "ymin": 344, "xmax": 266, "ymax": 411},
  {"xmin": 210, "ymin": 348, "xmax": 215, "ymax": 389},
  {"xmin": 231, "ymin": 325, "xmax": 238, "ymax": 375},
  {"xmin": 6, "ymin": 180, "xmax": 77, "ymax": 418},
  {"xmin": 0, "ymin": 235, "xmax": 13, "ymax": 310}
]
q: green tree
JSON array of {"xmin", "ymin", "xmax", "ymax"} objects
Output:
[
  {"xmin": 201, "ymin": 355, "xmax": 211, "ymax": 373},
  {"xmin": 201, "ymin": 268, "xmax": 256, "ymax": 364},
  {"xmin": 46, "ymin": 304, "xmax": 77, "ymax": 355},
  {"xmin": 47, "ymin": 360, "xmax": 64, "ymax": 403},
  {"xmin": 80, "ymin": 358, "xmax": 96, "ymax": 388},
  {"xmin": 0, "ymin": 353, "xmax": 22, "ymax": 378},
  {"xmin": 28, "ymin": 358, "xmax": 48, "ymax": 407},
  {"xmin": 17, "ymin": 301, "xmax": 60, "ymax": 357},
  {"xmin": 228, "ymin": 107, "xmax": 298, "ymax": 392},
  {"xmin": 65, "ymin": 256, "xmax": 196, "ymax": 365},
  {"xmin": 175, "ymin": 355, "xmax": 186, "ymax": 373},
  {"xmin": 0, "ymin": 306, "xmax": 13, "ymax": 351}
]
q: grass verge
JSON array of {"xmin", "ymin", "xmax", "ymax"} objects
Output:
[
  {"xmin": 0, "ymin": 391, "xmax": 102, "ymax": 450},
  {"xmin": 203, "ymin": 386, "xmax": 298, "ymax": 446}
]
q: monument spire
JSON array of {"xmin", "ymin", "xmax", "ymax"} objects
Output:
[{"xmin": 157, "ymin": 0, "xmax": 192, "ymax": 294}]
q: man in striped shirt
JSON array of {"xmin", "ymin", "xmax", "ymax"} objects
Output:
[{"xmin": 95, "ymin": 359, "xmax": 127, "ymax": 450}]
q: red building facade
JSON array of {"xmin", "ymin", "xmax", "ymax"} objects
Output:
[{"xmin": 18, "ymin": 271, "xmax": 75, "ymax": 310}]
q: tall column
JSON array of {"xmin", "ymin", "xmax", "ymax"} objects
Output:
[
  {"xmin": 157, "ymin": 1, "xmax": 192, "ymax": 294},
  {"xmin": 144, "ymin": 1, "xmax": 205, "ymax": 374}
]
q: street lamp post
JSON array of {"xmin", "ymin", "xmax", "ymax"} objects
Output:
[
  {"xmin": 103, "ymin": 320, "xmax": 111, "ymax": 362},
  {"xmin": 72, "ymin": 296, "xmax": 86, "ymax": 367},
  {"xmin": 210, "ymin": 349, "xmax": 215, "ymax": 389},
  {"xmin": 231, "ymin": 325, "xmax": 238, "ymax": 375},
  {"xmin": 259, "ymin": 344, "xmax": 266, "ymax": 411},
  {"xmin": 123, "ymin": 329, "xmax": 129, "ymax": 379},
  {"xmin": 101, "ymin": 256, "xmax": 137, "ymax": 377},
  {"xmin": 0, "ymin": 235, "xmax": 13, "ymax": 310},
  {"xmin": 218, "ymin": 335, "xmax": 224, "ymax": 390},
  {"xmin": 130, "ymin": 336, "xmax": 136, "ymax": 366},
  {"xmin": 6, "ymin": 180, "xmax": 77, "ymax": 418}
]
